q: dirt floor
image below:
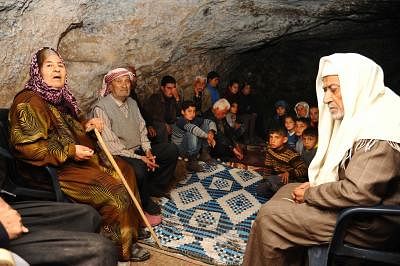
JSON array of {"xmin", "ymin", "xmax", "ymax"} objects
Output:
[{"xmin": 129, "ymin": 244, "xmax": 211, "ymax": 266}]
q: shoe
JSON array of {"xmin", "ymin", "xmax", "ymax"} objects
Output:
[
  {"xmin": 144, "ymin": 198, "xmax": 161, "ymax": 215},
  {"xmin": 186, "ymin": 156, "xmax": 203, "ymax": 173},
  {"xmin": 130, "ymin": 243, "xmax": 150, "ymax": 262},
  {"xmin": 142, "ymin": 212, "xmax": 162, "ymax": 227},
  {"xmin": 138, "ymin": 228, "xmax": 151, "ymax": 240},
  {"xmin": 199, "ymin": 148, "xmax": 213, "ymax": 163}
]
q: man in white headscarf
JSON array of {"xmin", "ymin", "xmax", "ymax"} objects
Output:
[
  {"xmin": 243, "ymin": 53, "xmax": 400, "ymax": 266},
  {"xmin": 294, "ymin": 101, "xmax": 310, "ymax": 118}
]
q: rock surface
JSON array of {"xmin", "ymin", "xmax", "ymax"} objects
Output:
[{"xmin": 1, "ymin": 0, "xmax": 400, "ymax": 111}]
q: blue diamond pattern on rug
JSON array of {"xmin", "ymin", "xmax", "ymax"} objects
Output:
[
  {"xmin": 151, "ymin": 163, "xmax": 267, "ymax": 265},
  {"xmin": 217, "ymin": 189, "xmax": 261, "ymax": 224},
  {"xmin": 189, "ymin": 209, "xmax": 221, "ymax": 231},
  {"xmin": 171, "ymin": 182, "xmax": 212, "ymax": 210},
  {"xmin": 210, "ymin": 176, "xmax": 233, "ymax": 191},
  {"xmin": 197, "ymin": 162, "xmax": 225, "ymax": 180},
  {"xmin": 229, "ymin": 167, "xmax": 263, "ymax": 187}
]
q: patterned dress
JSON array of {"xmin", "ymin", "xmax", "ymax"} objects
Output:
[{"xmin": 9, "ymin": 89, "xmax": 141, "ymax": 261}]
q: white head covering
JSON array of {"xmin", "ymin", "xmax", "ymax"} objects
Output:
[
  {"xmin": 294, "ymin": 101, "xmax": 310, "ymax": 118},
  {"xmin": 308, "ymin": 53, "xmax": 400, "ymax": 186},
  {"xmin": 98, "ymin": 68, "xmax": 135, "ymax": 97}
]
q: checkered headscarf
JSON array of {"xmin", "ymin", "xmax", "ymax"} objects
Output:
[{"xmin": 99, "ymin": 68, "xmax": 135, "ymax": 97}]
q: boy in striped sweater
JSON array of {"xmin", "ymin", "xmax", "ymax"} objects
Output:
[
  {"xmin": 256, "ymin": 127, "xmax": 307, "ymax": 198},
  {"xmin": 172, "ymin": 101, "xmax": 217, "ymax": 172}
]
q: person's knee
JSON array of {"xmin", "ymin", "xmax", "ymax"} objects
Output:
[
  {"xmin": 185, "ymin": 132, "xmax": 198, "ymax": 147},
  {"xmin": 108, "ymin": 190, "xmax": 132, "ymax": 212},
  {"xmin": 257, "ymin": 201, "xmax": 284, "ymax": 224}
]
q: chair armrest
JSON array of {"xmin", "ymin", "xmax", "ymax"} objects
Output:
[
  {"xmin": 44, "ymin": 166, "xmax": 64, "ymax": 202},
  {"xmin": 328, "ymin": 205, "xmax": 400, "ymax": 265},
  {"xmin": 0, "ymin": 146, "xmax": 64, "ymax": 202}
]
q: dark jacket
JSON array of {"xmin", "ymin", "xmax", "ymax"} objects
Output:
[
  {"xmin": 143, "ymin": 91, "xmax": 177, "ymax": 126},
  {"xmin": 222, "ymin": 90, "xmax": 240, "ymax": 105}
]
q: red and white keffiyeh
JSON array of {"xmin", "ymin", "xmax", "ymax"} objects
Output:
[{"xmin": 99, "ymin": 68, "xmax": 135, "ymax": 97}]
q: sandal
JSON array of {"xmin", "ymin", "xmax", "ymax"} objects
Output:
[{"xmin": 130, "ymin": 243, "xmax": 150, "ymax": 262}]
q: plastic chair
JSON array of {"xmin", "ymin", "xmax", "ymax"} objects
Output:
[
  {"xmin": 327, "ymin": 206, "xmax": 400, "ymax": 265},
  {"xmin": 309, "ymin": 205, "xmax": 400, "ymax": 266},
  {"xmin": 0, "ymin": 108, "xmax": 64, "ymax": 202}
]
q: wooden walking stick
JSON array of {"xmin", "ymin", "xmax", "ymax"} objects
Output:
[{"xmin": 93, "ymin": 128, "xmax": 162, "ymax": 248}]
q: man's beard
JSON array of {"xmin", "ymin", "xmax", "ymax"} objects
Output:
[{"xmin": 331, "ymin": 110, "xmax": 344, "ymax": 120}]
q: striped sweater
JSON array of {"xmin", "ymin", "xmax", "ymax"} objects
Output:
[
  {"xmin": 172, "ymin": 117, "xmax": 217, "ymax": 140},
  {"xmin": 264, "ymin": 146, "xmax": 307, "ymax": 181}
]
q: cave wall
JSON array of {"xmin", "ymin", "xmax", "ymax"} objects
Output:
[
  {"xmin": 221, "ymin": 17, "xmax": 400, "ymax": 116},
  {"xmin": 1, "ymin": 0, "xmax": 400, "ymax": 113}
]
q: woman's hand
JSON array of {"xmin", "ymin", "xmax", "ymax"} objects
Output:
[
  {"xmin": 74, "ymin": 145, "xmax": 94, "ymax": 161},
  {"xmin": 291, "ymin": 182, "xmax": 310, "ymax": 203},
  {"xmin": 85, "ymin": 118, "xmax": 104, "ymax": 133}
]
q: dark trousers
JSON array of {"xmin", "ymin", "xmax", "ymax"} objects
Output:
[
  {"xmin": 121, "ymin": 142, "xmax": 178, "ymax": 208},
  {"xmin": 8, "ymin": 201, "xmax": 118, "ymax": 266}
]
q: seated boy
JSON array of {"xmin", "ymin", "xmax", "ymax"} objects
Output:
[
  {"xmin": 301, "ymin": 127, "xmax": 318, "ymax": 167},
  {"xmin": 284, "ymin": 114, "xmax": 297, "ymax": 150},
  {"xmin": 172, "ymin": 100, "xmax": 217, "ymax": 172},
  {"xmin": 294, "ymin": 117, "xmax": 310, "ymax": 153},
  {"xmin": 256, "ymin": 127, "xmax": 307, "ymax": 198}
]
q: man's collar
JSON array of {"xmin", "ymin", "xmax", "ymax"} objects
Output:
[{"xmin": 110, "ymin": 94, "xmax": 127, "ymax": 107}]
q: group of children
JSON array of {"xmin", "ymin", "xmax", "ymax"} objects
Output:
[
  {"xmin": 257, "ymin": 100, "xmax": 319, "ymax": 198},
  {"xmin": 166, "ymin": 71, "xmax": 319, "ymax": 199}
]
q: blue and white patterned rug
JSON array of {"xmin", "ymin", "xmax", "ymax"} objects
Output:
[{"xmin": 150, "ymin": 162, "xmax": 267, "ymax": 265}]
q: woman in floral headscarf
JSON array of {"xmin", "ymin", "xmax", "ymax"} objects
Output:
[{"xmin": 9, "ymin": 47, "xmax": 150, "ymax": 262}]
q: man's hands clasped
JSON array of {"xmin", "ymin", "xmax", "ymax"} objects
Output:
[{"xmin": 141, "ymin": 150, "xmax": 159, "ymax": 172}]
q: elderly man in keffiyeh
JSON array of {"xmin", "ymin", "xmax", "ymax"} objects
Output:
[
  {"xmin": 9, "ymin": 47, "xmax": 150, "ymax": 262},
  {"xmin": 243, "ymin": 53, "xmax": 400, "ymax": 266},
  {"xmin": 92, "ymin": 67, "xmax": 178, "ymax": 226}
]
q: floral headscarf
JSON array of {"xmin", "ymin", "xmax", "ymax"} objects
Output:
[{"xmin": 24, "ymin": 47, "xmax": 80, "ymax": 118}]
